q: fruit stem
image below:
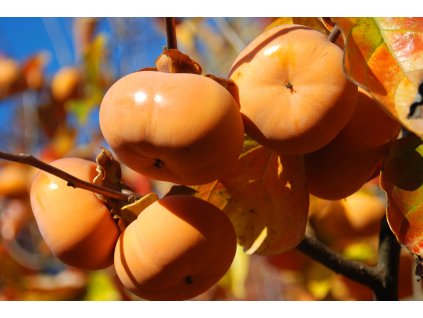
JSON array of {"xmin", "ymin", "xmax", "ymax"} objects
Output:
[
  {"xmin": 0, "ymin": 150, "xmax": 136, "ymax": 202},
  {"xmin": 164, "ymin": 17, "xmax": 178, "ymax": 50},
  {"xmin": 328, "ymin": 24, "xmax": 341, "ymax": 43}
]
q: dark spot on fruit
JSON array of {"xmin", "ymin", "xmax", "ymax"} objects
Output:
[
  {"xmin": 184, "ymin": 275, "xmax": 194, "ymax": 285},
  {"xmin": 284, "ymin": 81, "xmax": 296, "ymax": 94},
  {"xmin": 153, "ymin": 158, "xmax": 164, "ymax": 168}
]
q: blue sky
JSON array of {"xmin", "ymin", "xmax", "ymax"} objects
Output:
[
  {"xmin": 0, "ymin": 18, "xmax": 168, "ymax": 151},
  {"xmin": 0, "ymin": 18, "xmax": 165, "ymax": 76},
  {"xmin": 0, "ymin": 18, "xmax": 74, "ymax": 75}
]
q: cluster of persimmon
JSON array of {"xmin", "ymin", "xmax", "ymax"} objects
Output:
[{"xmin": 28, "ymin": 23, "xmax": 403, "ymax": 300}]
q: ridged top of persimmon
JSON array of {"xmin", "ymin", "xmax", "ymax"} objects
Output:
[
  {"xmin": 229, "ymin": 24, "xmax": 358, "ymax": 155},
  {"xmin": 99, "ymin": 71, "xmax": 244, "ymax": 185}
]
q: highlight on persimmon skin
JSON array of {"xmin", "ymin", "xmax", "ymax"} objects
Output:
[
  {"xmin": 228, "ymin": 24, "xmax": 358, "ymax": 155},
  {"xmin": 99, "ymin": 71, "xmax": 244, "ymax": 186},
  {"xmin": 114, "ymin": 195, "xmax": 237, "ymax": 301},
  {"xmin": 304, "ymin": 87, "xmax": 401, "ymax": 200},
  {"xmin": 29, "ymin": 157, "xmax": 119, "ymax": 270}
]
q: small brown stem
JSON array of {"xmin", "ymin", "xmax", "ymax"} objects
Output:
[
  {"xmin": 0, "ymin": 150, "xmax": 132, "ymax": 202},
  {"xmin": 164, "ymin": 17, "xmax": 178, "ymax": 50},
  {"xmin": 328, "ymin": 24, "xmax": 341, "ymax": 43}
]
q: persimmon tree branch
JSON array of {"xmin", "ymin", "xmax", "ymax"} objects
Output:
[
  {"xmin": 296, "ymin": 216, "xmax": 401, "ymax": 300},
  {"xmin": 164, "ymin": 17, "xmax": 178, "ymax": 50},
  {"xmin": 296, "ymin": 234, "xmax": 382, "ymax": 291},
  {"xmin": 373, "ymin": 216, "xmax": 401, "ymax": 300},
  {"xmin": 0, "ymin": 150, "xmax": 133, "ymax": 202}
]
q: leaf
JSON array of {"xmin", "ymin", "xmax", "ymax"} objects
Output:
[
  {"xmin": 83, "ymin": 34, "xmax": 107, "ymax": 84},
  {"xmin": 93, "ymin": 147, "xmax": 123, "ymax": 193},
  {"xmin": 84, "ymin": 271, "xmax": 121, "ymax": 301},
  {"xmin": 120, "ymin": 192, "xmax": 158, "ymax": 223},
  {"xmin": 217, "ymin": 244, "xmax": 250, "ymax": 299},
  {"xmin": 334, "ymin": 18, "xmax": 423, "ymax": 136},
  {"xmin": 380, "ymin": 135, "xmax": 423, "ymax": 256},
  {"xmin": 195, "ymin": 145, "xmax": 309, "ymax": 255},
  {"xmin": 66, "ymin": 84, "xmax": 103, "ymax": 124}
]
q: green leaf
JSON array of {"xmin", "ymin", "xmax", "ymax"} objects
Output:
[{"xmin": 84, "ymin": 271, "xmax": 121, "ymax": 301}]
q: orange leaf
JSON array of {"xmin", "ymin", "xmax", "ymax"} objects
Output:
[
  {"xmin": 380, "ymin": 136, "xmax": 423, "ymax": 256},
  {"xmin": 195, "ymin": 145, "xmax": 309, "ymax": 255},
  {"xmin": 334, "ymin": 17, "xmax": 423, "ymax": 136}
]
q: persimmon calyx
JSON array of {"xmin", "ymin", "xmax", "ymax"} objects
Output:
[
  {"xmin": 155, "ymin": 49, "xmax": 202, "ymax": 74},
  {"xmin": 93, "ymin": 147, "xmax": 139, "ymax": 222},
  {"xmin": 205, "ymin": 74, "xmax": 240, "ymax": 105}
]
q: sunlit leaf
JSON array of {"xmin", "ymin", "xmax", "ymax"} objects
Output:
[
  {"xmin": 83, "ymin": 34, "xmax": 107, "ymax": 84},
  {"xmin": 195, "ymin": 145, "xmax": 309, "ymax": 255},
  {"xmin": 334, "ymin": 17, "xmax": 423, "ymax": 136},
  {"xmin": 66, "ymin": 85, "xmax": 102, "ymax": 124},
  {"xmin": 217, "ymin": 244, "xmax": 250, "ymax": 299},
  {"xmin": 120, "ymin": 192, "xmax": 158, "ymax": 225},
  {"xmin": 84, "ymin": 271, "xmax": 121, "ymax": 301},
  {"xmin": 380, "ymin": 135, "xmax": 423, "ymax": 256}
]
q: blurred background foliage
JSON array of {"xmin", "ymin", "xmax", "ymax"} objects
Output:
[{"xmin": 0, "ymin": 17, "xmax": 421, "ymax": 301}]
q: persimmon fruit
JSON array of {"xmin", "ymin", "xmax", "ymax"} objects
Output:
[
  {"xmin": 51, "ymin": 67, "xmax": 82, "ymax": 102},
  {"xmin": 0, "ymin": 57, "xmax": 19, "ymax": 90},
  {"xmin": 0, "ymin": 163, "xmax": 31, "ymax": 197},
  {"xmin": 99, "ymin": 71, "xmax": 244, "ymax": 185},
  {"xmin": 29, "ymin": 158, "xmax": 119, "ymax": 270},
  {"xmin": 228, "ymin": 24, "xmax": 358, "ymax": 154},
  {"xmin": 304, "ymin": 87, "xmax": 401, "ymax": 200},
  {"xmin": 114, "ymin": 195, "xmax": 237, "ymax": 300},
  {"xmin": 308, "ymin": 189, "xmax": 386, "ymax": 244}
]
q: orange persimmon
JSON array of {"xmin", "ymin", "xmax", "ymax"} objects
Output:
[
  {"xmin": 99, "ymin": 71, "xmax": 244, "ymax": 185},
  {"xmin": 229, "ymin": 24, "xmax": 357, "ymax": 155},
  {"xmin": 114, "ymin": 195, "xmax": 237, "ymax": 300},
  {"xmin": 29, "ymin": 158, "xmax": 119, "ymax": 270},
  {"xmin": 304, "ymin": 88, "xmax": 401, "ymax": 200}
]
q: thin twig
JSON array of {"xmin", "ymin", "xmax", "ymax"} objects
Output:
[
  {"xmin": 164, "ymin": 17, "xmax": 178, "ymax": 50},
  {"xmin": 0, "ymin": 150, "xmax": 132, "ymax": 202}
]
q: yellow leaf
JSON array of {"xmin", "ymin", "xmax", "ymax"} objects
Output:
[
  {"xmin": 218, "ymin": 244, "xmax": 250, "ymax": 299},
  {"xmin": 121, "ymin": 192, "xmax": 159, "ymax": 219},
  {"xmin": 195, "ymin": 145, "xmax": 309, "ymax": 255}
]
